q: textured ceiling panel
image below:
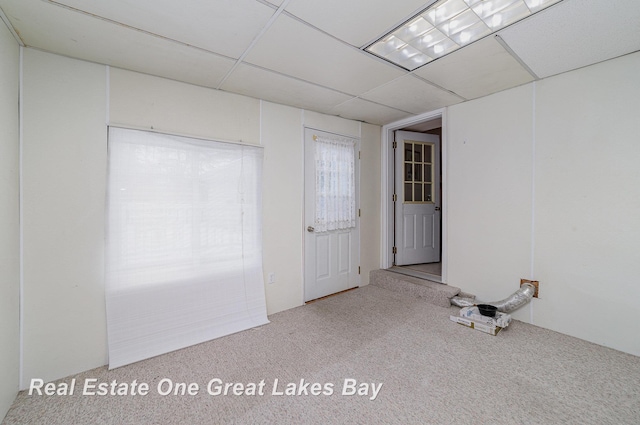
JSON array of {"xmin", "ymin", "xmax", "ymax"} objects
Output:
[
  {"xmin": 0, "ymin": 0, "xmax": 235, "ymax": 88},
  {"xmin": 285, "ymin": 0, "xmax": 433, "ymax": 47},
  {"xmin": 46, "ymin": 0, "xmax": 275, "ymax": 59},
  {"xmin": 498, "ymin": 0, "xmax": 640, "ymax": 78},
  {"xmin": 220, "ymin": 63, "xmax": 353, "ymax": 114},
  {"xmin": 331, "ymin": 98, "xmax": 414, "ymax": 125},
  {"xmin": 245, "ymin": 14, "xmax": 405, "ymax": 96},
  {"xmin": 414, "ymin": 36, "xmax": 534, "ymax": 100},
  {"xmin": 361, "ymin": 74, "xmax": 462, "ymax": 114},
  {"xmin": 1, "ymin": 0, "xmax": 639, "ymax": 126}
]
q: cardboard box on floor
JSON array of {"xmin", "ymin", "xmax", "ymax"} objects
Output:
[{"xmin": 449, "ymin": 315, "xmax": 503, "ymax": 336}]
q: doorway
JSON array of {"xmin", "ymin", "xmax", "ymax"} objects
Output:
[
  {"xmin": 394, "ymin": 130, "xmax": 441, "ymax": 266},
  {"xmin": 303, "ymin": 128, "xmax": 361, "ymax": 301},
  {"xmin": 382, "ymin": 111, "xmax": 446, "ymax": 283}
]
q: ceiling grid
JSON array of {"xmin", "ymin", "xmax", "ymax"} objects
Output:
[{"xmin": 0, "ymin": 0, "xmax": 638, "ymax": 125}]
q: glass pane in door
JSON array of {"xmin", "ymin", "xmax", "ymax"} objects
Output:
[
  {"xmin": 403, "ymin": 140, "xmax": 435, "ymax": 204},
  {"xmin": 424, "ymin": 164, "xmax": 432, "ymax": 183},
  {"xmin": 414, "ymin": 183, "xmax": 423, "ymax": 202},
  {"xmin": 404, "ymin": 183, "xmax": 412, "ymax": 202},
  {"xmin": 413, "ymin": 144, "xmax": 422, "ymax": 163}
]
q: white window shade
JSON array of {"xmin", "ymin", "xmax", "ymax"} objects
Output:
[{"xmin": 105, "ymin": 127, "xmax": 268, "ymax": 369}]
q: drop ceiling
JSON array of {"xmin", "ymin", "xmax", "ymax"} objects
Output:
[{"xmin": 1, "ymin": 0, "xmax": 639, "ymax": 126}]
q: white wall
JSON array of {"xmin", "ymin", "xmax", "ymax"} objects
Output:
[
  {"xmin": 261, "ymin": 102, "xmax": 305, "ymax": 313},
  {"xmin": 0, "ymin": 20, "xmax": 20, "ymax": 420},
  {"xmin": 446, "ymin": 51, "xmax": 640, "ymax": 355},
  {"xmin": 108, "ymin": 68, "xmax": 260, "ymax": 145},
  {"xmin": 21, "ymin": 50, "xmax": 108, "ymax": 388},
  {"xmin": 447, "ymin": 84, "xmax": 534, "ymax": 323},
  {"xmin": 360, "ymin": 122, "xmax": 382, "ymax": 284},
  {"xmin": 20, "ymin": 50, "xmax": 382, "ymax": 387},
  {"xmin": 533, "ymin": 52, "xmax": 640, "ymax": 355}
]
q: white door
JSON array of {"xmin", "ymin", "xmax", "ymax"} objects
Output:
[
  {"xmin": 394, "ymin": 130, "xmax": 441, "ymax": 266},
  {"xmin": 304, "ymin": 128, "xmax": 360, "ymax": 302}
]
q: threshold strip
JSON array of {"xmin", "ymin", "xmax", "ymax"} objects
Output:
[{"xmin": 305, "ymin": 287, "xmax": 360, "ymax": 304}]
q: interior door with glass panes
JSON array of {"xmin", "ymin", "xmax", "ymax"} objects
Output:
[{"xmin": 394, "ymin": 130, "xmax": 441, "ymax": 266}]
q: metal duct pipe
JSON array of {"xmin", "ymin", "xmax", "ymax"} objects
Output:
[{"xmin": 450, "ymin": 283, "xmax": 536, "ymax": 313}]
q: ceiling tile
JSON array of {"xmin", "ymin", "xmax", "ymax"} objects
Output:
[
  {"xmin": 220, "ymin": 63, "xmax": 353, "ymax": 114},
  {"xmin": 498, "ymin": 0, "xmax": 640, "ymax": 78},
  {"xmin": 44, "ymin": 0, "xmax": 275, "ymax": 59},
  {"xmin": 0, "ymin": 0, "xmax": 235, "ymax": 88},
  {"xmin": 331, "ymin": 98, "xmax": 414, "ymax": 125},
  {"xmin": 361, "ymin": 74, "xmax": 462, "ymax": 114},
  {"xmin": 3, "ymin": 0, "xmax": 638, "ymax": 126},
  {"xmin": 414, "ymin": 36, "xmax": 534, "ymax": 100},
  {"xmin": 244, "ymin": 14, "xmax": 405, "ymax": 96},
  {"xmin": 285, "ymin": 0, "xmax": 432, "ymax": 47}
]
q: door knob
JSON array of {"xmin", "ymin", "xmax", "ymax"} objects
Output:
[
  {"xmin": 435, "ymin": 206, "xmax": 441, "ymax": 211},
  {"xmin": 307, "ymin": 226, "xmax": 315, "ymax": 232}
]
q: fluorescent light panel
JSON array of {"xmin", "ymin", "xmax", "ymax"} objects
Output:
[{"xmin": 366, "ymin": 0, "xmax": 561, "ymax": 71}]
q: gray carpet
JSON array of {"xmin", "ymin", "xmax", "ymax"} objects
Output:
[
  {"xmin": 3, "ymin": 285, "xmax": 640, "ymax": 425},
  {"xmin": 370, "ymin": 269, "xmax": 460, "ymax": 307}
]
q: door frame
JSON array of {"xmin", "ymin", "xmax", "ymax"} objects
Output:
[
  {"xmin": 394, "ymin": 130, "xmax": 441, "ymax": 266},
  {"xmin": 303, "ymin": 127, "xmax": 361, "ymax": 302},
  {"xmin": 381, "ymin": 109, "xmax": 448, "ymax": 283}
]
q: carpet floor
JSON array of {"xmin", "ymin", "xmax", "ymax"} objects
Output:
[
  {"xmin": 3, "ymin": 284, "xmax": 639, "ymax": 425},
  {"xmin": 399, "ymin": 262, "xmax": 442, "ymax": 276}
]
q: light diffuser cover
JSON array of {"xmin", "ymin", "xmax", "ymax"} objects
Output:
[{"xmin": 365, "ymin": 0, "xmax": 562, "ymax": 70}]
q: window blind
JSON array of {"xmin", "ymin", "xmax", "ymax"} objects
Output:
[{"xmin": 105, "ymin": 127, "xmax": 268, "ymax": 369}]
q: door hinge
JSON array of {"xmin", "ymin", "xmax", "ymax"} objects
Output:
[
  {"xmin": 358, "ymin": 208, "xmax": 361, "ymax": 217},
  {"xmin": 358, "ymin": 266, "xmax": 361, "ymax": 275},
  {"xmin": 358, "ymin": 150, "xmax": 361, "ymax": 159},
  {"xmin": 392, "ymin": 246, "xmax": 397, "ymax": 254},
  {"xmin": 392, "ymin": 141, "xmax": 397, "ymax": 149},
  {"xmin": 392, "ymin": 193, "xmax": 397, "ymax": 202}
]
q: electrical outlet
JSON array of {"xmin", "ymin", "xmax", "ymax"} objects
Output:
[
  {"xmin": 520, "ymin": 279, "xmax": 539, "ymax": 298},
  {"xmin": 267, "ymin": 273, "xmax": 276, "ymax": 284}
]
